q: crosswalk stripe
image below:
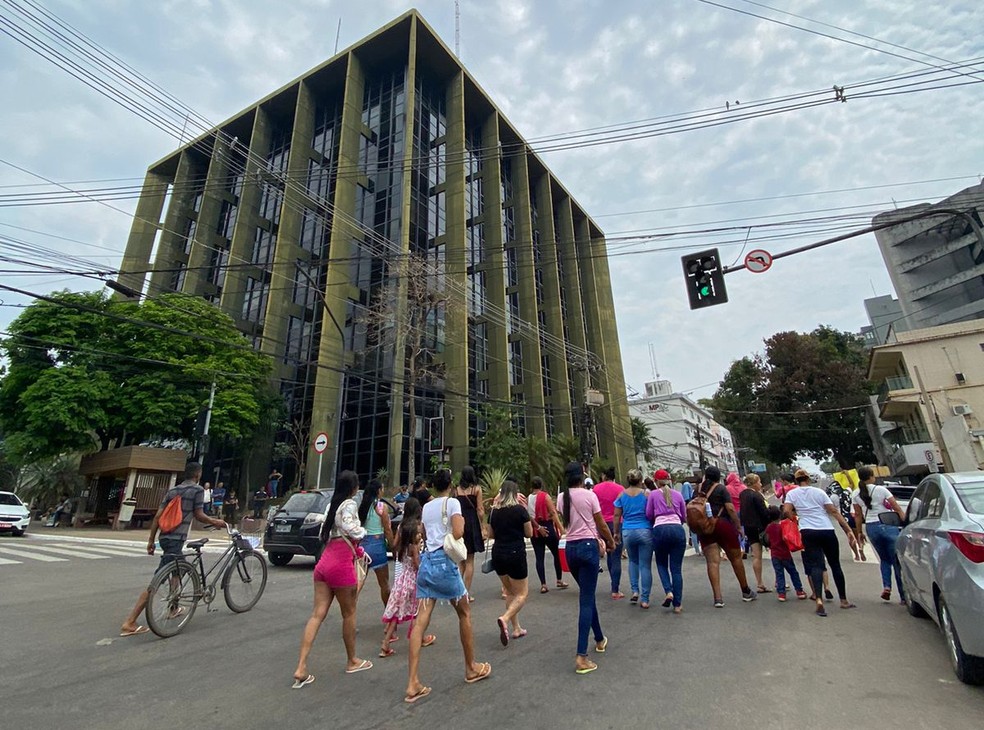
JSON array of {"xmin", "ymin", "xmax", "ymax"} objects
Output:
[
  {"xmin": 62, "ymin": 544, "xmax": 147, "ymax": 557},
  {"xmin": 0, "ymin": 557, "xmax": 21, "ymax": 565},
  {"xmin": 26, "ymin": 544, "xmax": 110, "ymax": 559},
  {"xmin": 0, "ymin": 546, "xmax": 68, "ymax": 562}
]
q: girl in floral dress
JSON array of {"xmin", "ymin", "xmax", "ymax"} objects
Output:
[{"xmin": 380, "ymin": 499, "xmax": 435, "ymax": 657}]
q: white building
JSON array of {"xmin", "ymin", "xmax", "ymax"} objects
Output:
[{"xmin": 628, "ymin": 380, "xmax": 739, "ymax": 475}]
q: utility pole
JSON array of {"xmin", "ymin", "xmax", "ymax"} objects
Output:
[
  {"xmin": 695, "ymin": 426, "xmax": 707, "ymax": 470},
  {"xmin": 913, "ymin": 365, "xmax": 953, "ymax": 472}
]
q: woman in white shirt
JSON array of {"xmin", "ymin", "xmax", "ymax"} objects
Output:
[
  {"xmin": 782, "ymin": 469, "xmax": 858, "ymax": 617},
  {"xmin": 292, "ymin": 471, "xmax": 372, "ymax": 688},
  {"xmin": 405, "ymin": 469, "xmax": 491, "ymax": 704},
  {"xmin": 851, "ymin": 466, "xmax": 907, "ymax": 603}
]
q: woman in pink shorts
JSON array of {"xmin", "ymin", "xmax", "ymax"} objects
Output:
[{"xmin": 292, "ymin": 471, "xmax": 373, "ymax": 688}]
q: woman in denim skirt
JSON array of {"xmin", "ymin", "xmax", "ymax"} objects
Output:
[{"xmin": 404, "ymin": 469, "xmax": 491, "ymax": 704}]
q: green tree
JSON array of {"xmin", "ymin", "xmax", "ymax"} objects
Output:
[
  {"xmin": 471, "ymin": 406, "xmax": 526, "ymax": 479},
  {"xmin": 0, "ymin": 290, "xmax": 272, "ymax": 464},
  {"xmin": 17, "ymin": 453, "xmax": 85, "ymax": 510},
  {"xmin": 631, "ymin": 416, "xmax": 655, "ymax": 463},
  {"xmin": 706, "ymin": 326, "xmax": 874, "ymax": 469}
]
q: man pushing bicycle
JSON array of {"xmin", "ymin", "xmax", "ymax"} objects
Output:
[{"xmin": 120, "ymin": 461, "xmax": 226, "ymax": 637}]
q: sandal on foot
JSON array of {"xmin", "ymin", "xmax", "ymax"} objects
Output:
[
  {"xmin": 816, "ymin": 606, "xmax": 828, "ymax": 617},
  {"xmin": 880, "ymin": 589, "xmax": 891, "ymax": 601},
  {"xmin": 629, "ymin": 593, "xmax": 639, "ymax": 604},
  {"xmin": 640, "ymin": 602, "xmax": 650, "ymax": 609},
  {"xmin": 465, "ymin": 662, "xmax": 492, "ymax": 684},
  {"xmin": 345, "ymin": 659, "xmax": 373, "ymax": 674},
  {"xmin": 575, "ymin": 661, "xmax": 598, "ymax": 675},
  {"xmin": 497, "ymin": 618, "xmax": 509, "ymax": 647},
  {"xmin": 119, "ymin": 626, "xmax": 149, "ymax": 637},
  {"xmin": 756, "ymin": 586, "xmax": 772, "ymax": 594},
  {"xmin": 595, "ymin": 637, "xmax": 608, "ymax": 653},
  {"xmin": 422, "ymin": 635, "xmax": 436, "ymax": 648},
  {"xmin": 291, "ymin": 674, "xmax": 315, "ymax": 689},
  {"xmin": 661, "ymin": 595, "xmax": 673, "ymax": 608},
  {"xmin": 404, "ymin": 686, "xmax": 432, "ymax": 704},
  {"xmin": 379, "ymin": 647, "xmax": 396, "ymax": 658},
  {"xmin": 540, "ymin": 585, "xmax": 549, "ymax": 594},
  {"xmin": 556, "ymin": 581, "xmax": 569, "ymax": 589},
  {"xmin": 512, "ymin": 629, "xmax": 528, "ymax": 639},
  {"xmin": 840, "ymin": 602, "xmax": 857, "ymax": 610}
]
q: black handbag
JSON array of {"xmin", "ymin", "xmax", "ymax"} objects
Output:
[{"xmin": 878, "ymin": 511, "xmax": 902, "ymax": 527}]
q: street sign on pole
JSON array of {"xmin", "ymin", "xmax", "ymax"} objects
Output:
[
  {"xmin": 313, "ymin": 432, "xmax": 329, "ymax": 489},
  {"xmin": 744, "ymin": 249, "xmax": 773, "ymax": 273}
]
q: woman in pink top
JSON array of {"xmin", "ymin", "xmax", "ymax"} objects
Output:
[
  {"xmin": 557, "ymin": 462, "xmax": 616, "ymax": 675},
  {"xmin": 725, "ymin": 472, "xmax": 746, "ymax": 514},
  {"xmin": 646, "ymin": 469, "xmax": 687, "ymax": 612}
]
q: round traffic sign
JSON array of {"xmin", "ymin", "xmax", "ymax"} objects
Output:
[
  {"xmin": 313, "ymin": 432, "xmax": 329, "ymax": 454},
  {"xmin": 744, "ymin": 249, "xmax": 773, "ymax": 273}
]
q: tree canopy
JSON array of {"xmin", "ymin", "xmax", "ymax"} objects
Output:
[
  {"xmin": 705, "ymin": 325, "xmax": 874, "ymax": 469},
  {"xmin": 0, "ymin": 290, "xmax": 272, "ymax": 464}
]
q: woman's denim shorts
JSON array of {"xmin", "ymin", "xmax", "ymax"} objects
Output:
[
  {"xmin": 362, "ymin": 534, "xmax": 388, "ymax": 571},
  {"xmin": 416, "ymin": 549, "xmax": 467, "ymax": 602}
]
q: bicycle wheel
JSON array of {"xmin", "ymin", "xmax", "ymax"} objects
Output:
[
  {"xmin": 223, "ymin": 551, "xmax": 268, "ymax": 613},
  {"xmin": 145, "ymin": 560, "xmax": 200, "ymax": 638}
]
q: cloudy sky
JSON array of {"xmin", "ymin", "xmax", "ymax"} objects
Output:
[{"xmin": 1, "ymin": 0, "xmax": 983, "ymax": 403}]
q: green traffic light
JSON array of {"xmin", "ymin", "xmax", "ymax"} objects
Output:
[{"xmin": 700, "ymin": 285, "xmax": 710, "ymax": 296}]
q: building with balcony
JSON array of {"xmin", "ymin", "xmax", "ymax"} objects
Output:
[
  {"xmin": 868, "ymin": 319, "xmax": 984, "ymax": 477},
  {"xmin": 629, "ymin": 380, "xmax": 738, "ymax": 475},
  {"xmin": 113, "ymin": 10, "xmax": 634, "ymax": 487},
  {"xmin": 873, "ymin": 183, "xmax": 984, "ymax": 331}
]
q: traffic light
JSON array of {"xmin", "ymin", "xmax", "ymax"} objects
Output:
[
  {"xmin": 427, "ymin": 416, "xmax": 444, "ymax": 452},
  {"xmin": 681, "ymin": 248, "xmax": 728, "ymax": 309}
]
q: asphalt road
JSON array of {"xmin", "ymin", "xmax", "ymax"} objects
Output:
[{"xmin": 2, "ymin": 532, "xmax": 983, "ymax": 730}]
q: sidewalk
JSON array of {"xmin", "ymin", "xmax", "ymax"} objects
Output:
[{"xmin": 28, "ymin": 515, "xmax": 268, "ymax": 544}]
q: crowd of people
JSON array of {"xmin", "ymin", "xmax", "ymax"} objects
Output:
[{"xmin": 116, "ymin": 458, "xmax": 895, "ymax": 700}]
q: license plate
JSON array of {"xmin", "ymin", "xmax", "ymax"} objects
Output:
[
  {"xmin": 0, "ymin": 522, "xmax": 11, "ymax": 528},
  {"xmin": 275, "ymin": 524, "xmax": 291, "ymax": 533}
]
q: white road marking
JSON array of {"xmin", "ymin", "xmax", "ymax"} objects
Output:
[
  {"xmin": 25, "ymin": 544, "xmax": 110, "ymax": 559},
  {"xmin": 0, "ymin": 556, "xmax": 21, "ymax": 565},
  {"xmin": 0, "ymin": 546, "xmax": 68, "ymax": 562}
]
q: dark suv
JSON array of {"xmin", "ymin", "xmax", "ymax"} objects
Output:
[{"xmin": 263, "ymin": 489, "xmax": 401, "ymax": 567}]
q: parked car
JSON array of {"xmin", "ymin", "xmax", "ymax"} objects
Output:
[
  {"xmin": 263, "ymin": 489, "xmax": 402, "ymax": 567},
  {"xmin": 0, "ymin": 491, "xmax": 31, "ymax": 536},
  {"xmin": 896, "ymin": 472, "xmax": 984, "ymax": 684}
]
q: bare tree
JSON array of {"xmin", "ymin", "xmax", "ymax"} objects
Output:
[
  {"xmin": 361, "ymin": 252, "xmax": 447, "ymax": 485},
  {"xmin": 272, "ymin": 417, "xmax": 309, "ymax": 490}
]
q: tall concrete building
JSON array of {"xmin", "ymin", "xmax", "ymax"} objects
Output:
[
  {"xmin": 115, "ymin": 11, "xmax": 634, "ymax": 486},
  {"xmin": 873, "ymin": 183, "xmax": 984, "ymax": 331},
  {"xmin": 859, "ymin": 294, "xmax": 907, "ymax": 348}
]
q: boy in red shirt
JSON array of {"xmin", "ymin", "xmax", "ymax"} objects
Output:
[{"xmin": 764, "ymin": 506, "xmax": 806, "ymax": 602}]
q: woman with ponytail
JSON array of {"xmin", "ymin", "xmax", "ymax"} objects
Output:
[
  {"xmin": 851, "ymin": 466, "xmax": 907, "ymax": 602},
  {"xmin": 647, "ymin": 469, "xmax": 687, "ymax": 612},
  {"xmin": 613, "ymin": 469, "xmax": 653, "ymax": 607}
]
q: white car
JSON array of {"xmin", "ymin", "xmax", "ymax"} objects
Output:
[{"xmin": 0, "ymin": 491, "xmax": 31, "ymax": 536}]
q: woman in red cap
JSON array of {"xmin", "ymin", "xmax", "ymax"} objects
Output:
[{"xmin": 647, "ymin": 469, "xmax": 688, "ymax": 612}]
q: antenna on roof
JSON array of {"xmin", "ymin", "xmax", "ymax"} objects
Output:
[
  {"xmin": 454, "ymin": 0, "xmax": 461, "ymax": 56},
  {"xmin": 334, "ymin": 18, "xmax": 342, "ymax": 55}
]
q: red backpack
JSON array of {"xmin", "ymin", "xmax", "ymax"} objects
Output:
[{"xmin": 159, "ymin": 489, "xmax": 186, "ymax": 534}]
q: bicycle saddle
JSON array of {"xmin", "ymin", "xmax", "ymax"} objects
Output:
[{"xmin": 186, "ymin": 538, "xmax": 209, "ymax": 550}]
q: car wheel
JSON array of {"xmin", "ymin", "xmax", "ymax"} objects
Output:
[
  {"xmin": 267, "ymin": 552, "xmax": 293, "ymax": 567},
  {"xmin": 899, "ymin": 561, "xmax": 928, "ymax": 619},
  {"xmin": 939, "ymin": 595, "xmax": 984, "ymax": 685},
  {"xmin": 13, "ymin": 528, "xmax": 25, "ymax": 537}
]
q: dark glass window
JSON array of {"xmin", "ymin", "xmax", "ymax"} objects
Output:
[
  {"xmin": 506, "ymin": 246, "xmax": 519, "ymax": 288},
  {"xmin": 251, "ymin": 228, "xmax": 274, "ymax": 268},
  {"xmin": 509, "ymin": 339, "xmax": 523, "ymax": 386},
  {"xmin": 243, "ymin": 277, "xmax": 269, "ymax": 323},
  {"xmin": 216, "ymin": 200, "xmax": 237, "ymax": 239}
]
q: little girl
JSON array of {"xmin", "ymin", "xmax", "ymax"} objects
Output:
[
  {"xmin": 379, "ymin": 498, "xmax": 435, "ymax": 657},
  {"xmin": 763, "ymin": 506, "xmax": 806, "ymax": 602}
]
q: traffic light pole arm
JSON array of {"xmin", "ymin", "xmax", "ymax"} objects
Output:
[{"xmin": 722, "ymin": 208, "xmax": 984, "ymax": 274}]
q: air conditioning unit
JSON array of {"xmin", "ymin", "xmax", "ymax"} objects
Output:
[{"xmin": 953, "ymin": 404, "xmax": 974, "ymax": 416}]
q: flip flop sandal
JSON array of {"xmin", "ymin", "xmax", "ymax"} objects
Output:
[
  {"xmin": 465, "ymin": 662, "xmax": 492, "ymax": 684},
  {"xmin": 629, "ymin": 594, "xmax": 639, "ymax": 604},
  {"xmin": 512, "ymin": 629, "xmax": 528, "ymax": 639},
  {"xmin": 880, "ymin": 589, "xmax": 891, "ymax": 601},
  {"xmin": 595, "ymin": 637, "xmax": 608, "ymax": 653},
  {"xmin": 404, "ymin": 686, "xmax": 432, "ymax": 704},
  {"xmin": 756, "ymin": 587, "xmax": 772, "ymax": 594},
  {"xmin": 422, "ymin": 635, "xmax": 436, "ymax": 647},
  {"xmin": 345, "ymin": 659, "xmax": 373, "ymax": 674},
  {"xmin": 540, "ymin": 586, "xmax": 549, "ymax": 594},
  {"xmin": 497, "ymin": 618, "xmax": 509, "ymax": 647},
  {"xmin": 661, "ymin": 595, "xmax": 673, "ymax": 608},
  {"xmin": 840, "ymin": 602, "xmax": 857, "ymax": 609},
  {"xmin": 119, "ymin": 626, "xmax": 149, "ymax": 637},
  {"xmin": 824, "ymin": 590, "xmax": 834, "ymax": 600},
  {"xmin": 291, "ymin": 674, "xmax": 315, "ymax": 689},
  {"xmin": 379, "ymin": 647, "xmax": 396, "ymax": 658},
  {"xmin": 575, "ymin": 662, "xmax": 598, "ymax": 675},
  {"xmin": 556, "ymin": 582, "xmax": 569, "ymax": 589},
  {"xmin": 640, "ymin": 602, "xmax": 650, "ymax": 609},
  {"xmin": 816, "ymin": 607, "xmax": 828, "ymax": 617}
]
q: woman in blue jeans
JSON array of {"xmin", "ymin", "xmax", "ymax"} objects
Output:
[
  {"xmin": 613, "ymin": 470, "xmax": 653, "ymax": 608},
  {"xmin": 557, "ymin": 463, "xmax": 616, "ymax": 675},
  {"xmin": 852, "ymin": 467, "xmax": 907, "ymax": 603},
  {"xmin": 646, "ymin": 469, "xmax": 687, "ymax": 612}
]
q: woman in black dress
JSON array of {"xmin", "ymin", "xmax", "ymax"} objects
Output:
[{"xmin": 454, "ymin": 465, "xmax": 485, "ymax": 601}]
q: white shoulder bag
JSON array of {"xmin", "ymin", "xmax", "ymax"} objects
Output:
[{"xmin": 442, "ymin": 497, "xmax": 468, "ymax": 563}]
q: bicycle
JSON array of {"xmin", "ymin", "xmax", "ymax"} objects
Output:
[{"xmin": 145, "ymin": 525, "xmax": 268, "ymax": 638}]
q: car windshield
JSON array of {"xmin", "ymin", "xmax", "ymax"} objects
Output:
[
  {"xmin": 281, "ymin": 492, "xmax": 330, "ymax": 514},
  {"xmin": 954, "ymin": 480, "xmax": 984, "ymax": 515},
  {"xmin": 0, "ymin": 493, "xmax": 24, "ymax": 506}
]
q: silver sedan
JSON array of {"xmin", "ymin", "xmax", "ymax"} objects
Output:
[{"xmin": 896, "ymin": 472, "xmax": 984, "ymax": 685}]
